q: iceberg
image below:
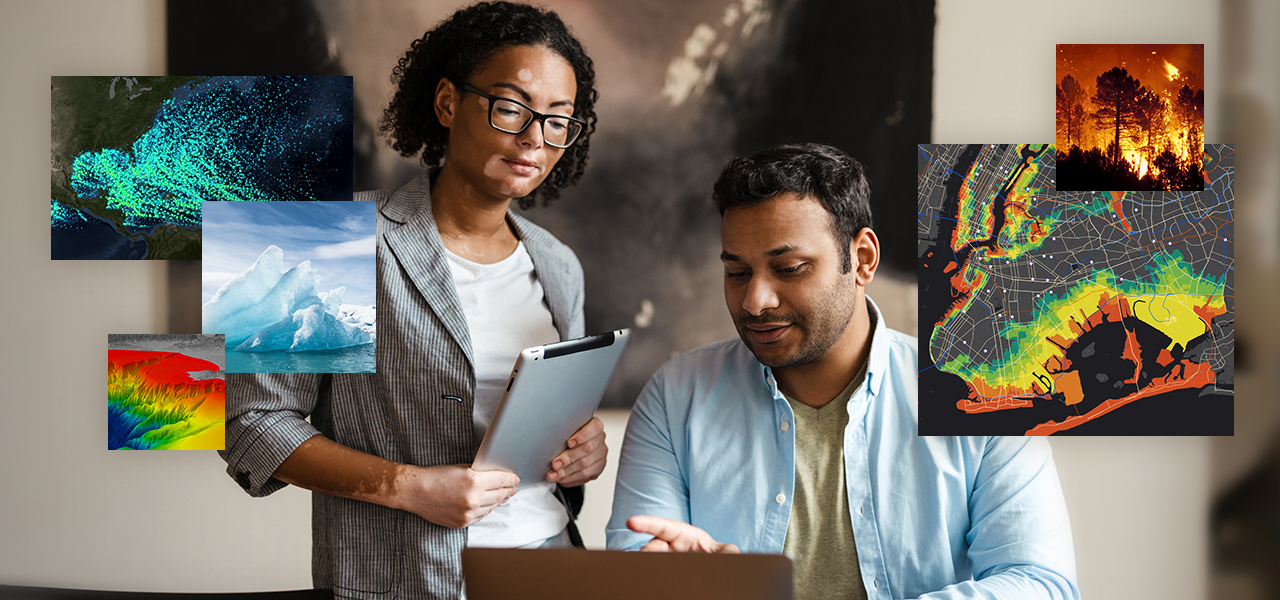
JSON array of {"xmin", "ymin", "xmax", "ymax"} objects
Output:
[
  {"xmin": 234, "ymin": 304, "xmax": 373, "ymax": 352},
  {"xmin": 204, "ymin": 245, "xmax": 375, "ymax": 352},
  {"xmin": 339, "ymin": 304, "xmax": 377, "ymax": 337},
  {"xmin": 319, "ymin": 286, "xmax": 344, "ymax": 317}
]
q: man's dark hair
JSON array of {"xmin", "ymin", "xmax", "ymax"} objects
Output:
[
  {"xmin": 379, "ymin": 1, "xmax": 598, "ymax": 209},
  {"xmin": 712, "ymin": 143, "xmax": 873, "ymax": 273}
]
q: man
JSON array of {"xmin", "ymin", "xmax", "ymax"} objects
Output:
[{"xmin": 606, "ymin": 143, "xmax": 1079, "ymax": 600}]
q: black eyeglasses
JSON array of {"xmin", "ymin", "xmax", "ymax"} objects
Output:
[{"xmin": 461, "ymin": 84, "xmax": 585, "ymax": 149}]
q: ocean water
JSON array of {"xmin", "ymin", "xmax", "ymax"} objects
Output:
[
  {"xmin": 51, "ymin": 218, "xmax": 148, "ymax": 259},
  {"xmin": 226, "ymin": 343, "xmax": 375, "ymax": 374}
]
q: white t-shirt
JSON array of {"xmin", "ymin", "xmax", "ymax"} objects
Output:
[{"xmin": 445, "ymin": 241, "xmax": 570, "ymax": 548}]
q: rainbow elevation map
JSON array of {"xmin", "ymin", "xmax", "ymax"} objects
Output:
[{"xmin": 918, "ymin": 144, "xmax": 1233, "ymax": 435}]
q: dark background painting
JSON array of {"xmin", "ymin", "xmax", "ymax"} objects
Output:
[{"xmin": 168, "ymin": 0, "xmax": 933, "ymax": 407}]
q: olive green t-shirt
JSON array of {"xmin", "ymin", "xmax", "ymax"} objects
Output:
[{"xmin": 781, "ymin": 367, "xmax": 868, "ymax": 600}]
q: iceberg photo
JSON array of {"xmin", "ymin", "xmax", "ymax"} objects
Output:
[{"xmin": 202, "ymin": 201, "xmax": 377, "ymax": 373}]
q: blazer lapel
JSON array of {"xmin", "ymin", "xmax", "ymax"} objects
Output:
[{"xmin": 380, "ymin": 173, "xmax": 474, "ymax": 367}]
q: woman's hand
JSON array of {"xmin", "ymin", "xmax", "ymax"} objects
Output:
[
  {"xmin": 545, "ymin": 416, "xmax": 607, "ymax": 486},
  {"xmin": 395, "ymin": 464, "xmax": 520, "ymax": 529},
  {"xmin": 273, "ymin": 436, "xmax": 519, "ymax": 529}
]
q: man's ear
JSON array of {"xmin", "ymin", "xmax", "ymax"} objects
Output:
[
  {"xmin": 850, "ymin": 227, "xmax": 879, "ymax": 287},
  {"xmin": 434, "ymin": 78, "xmax": 459, "ymax": 128}
]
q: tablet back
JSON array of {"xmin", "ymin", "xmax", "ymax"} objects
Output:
[
  {"xmin": 472, "ymin": 329, "xmax": 630, "ymax": 485},
  {"xmin": 462, "ymin": 548, "xmax": 794, "ymax": 600}
]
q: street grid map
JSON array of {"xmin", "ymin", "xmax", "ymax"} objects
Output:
[{"xmin": 917, "ymin": 144, "xmax": 1233, "ymax": 435}]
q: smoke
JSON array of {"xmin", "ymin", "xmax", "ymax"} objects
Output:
[{"xmin": 1057, "ymin": 44, "xmax": 1204, "ymax": 99}]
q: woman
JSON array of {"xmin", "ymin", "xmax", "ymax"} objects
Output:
[{"xmin": 220, "ymin": 3, "xmax": 605, "ymax": 598}]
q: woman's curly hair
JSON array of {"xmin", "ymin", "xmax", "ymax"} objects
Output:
[{"xmin": 380, "ymin": 1, "xmax": 598, "ymax": 209}]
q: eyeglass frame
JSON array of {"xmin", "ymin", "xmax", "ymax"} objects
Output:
[{"xmin": 460, "ymin": 83, "xmax": 585, "ymax": 149}]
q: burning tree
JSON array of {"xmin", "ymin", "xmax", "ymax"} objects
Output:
[
  {"xmin": 1056, "ymin": 74, "xmax": 1087, "ymax": 149},
  {"xmin": 1134, "ymin": 87, "xmax": 1165, "ymax": 174},
  {"xmin": 1091, "ymin": 67, "xmax": 1145, "ymax": 165},
  {"xmin": 1175, "ymin": 85, "xmax": 1205, "ymax": 156}
]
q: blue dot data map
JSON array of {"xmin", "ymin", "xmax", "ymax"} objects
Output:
[
  {"xmin": 918, "ymin": 144, "xmax": 1233, "ymax": 435},
  {"xmin": 51, "ymin": 76, "xmax": 353, "ymax": 259}
]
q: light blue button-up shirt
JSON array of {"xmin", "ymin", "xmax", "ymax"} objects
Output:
[{"xmin": 607, "ymin": 298, "xmax": 1079, "ymax": 599}]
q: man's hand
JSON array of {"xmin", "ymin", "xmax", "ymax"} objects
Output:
[
  {"xmin": 395, "ymin": 464, "xmax": 519, "ymax": 529},
  {"xmin": 627, "ymin": 515, "xmax": 740, "ymax": 553},
  {"xmin": 546, "ymin": 416, "xmax": 607, "ymax": 486}
]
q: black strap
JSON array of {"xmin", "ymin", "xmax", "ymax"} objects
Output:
[{"xmin": 553, "ymin": 485, "xmax": 586, "ymax": 548}]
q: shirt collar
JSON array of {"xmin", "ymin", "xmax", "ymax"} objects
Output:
[{"xmin": 863, "ymin": 294, "xmax": 890, "ymax": 400}]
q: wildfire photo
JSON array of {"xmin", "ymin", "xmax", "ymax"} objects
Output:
[{"xmin": 1056, "ymin": 44, "xmax": 1204, "ymax": 191}]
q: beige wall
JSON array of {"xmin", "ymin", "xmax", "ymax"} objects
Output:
[
  {"xmin": 0, "ymin": 0, "xmax": 315, "ymax": 592},
  {"xmin": 933, "ymin": 3, "xmax": 1221, "ymax": 599},
  {"xmin": 2, "ymin": 1, "xmax": 1271, "ymax": 599}
]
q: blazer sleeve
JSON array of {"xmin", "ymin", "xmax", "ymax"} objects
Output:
[{"xmin": 218, "ymin": 372, "xmax": 325, "ymax": 497}]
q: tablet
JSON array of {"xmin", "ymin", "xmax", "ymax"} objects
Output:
[{"xmin": 472, "ymin": 329, "xmax": 630, "ymax": 486}]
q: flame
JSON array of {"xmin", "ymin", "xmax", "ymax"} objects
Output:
[
  {"xmin": 1124, "ymin": 150, "xmax": 1149, "ymax": 179},
  {"xmin": 1164, "ymin": 60, "xmax": 1179, "ymax": 81}
]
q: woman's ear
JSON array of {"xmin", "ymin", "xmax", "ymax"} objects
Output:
[{"xmin": 435, "ymin": 78, "xmax": 458, "ymax": 128}]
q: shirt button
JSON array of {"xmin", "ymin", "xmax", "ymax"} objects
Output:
[
  {"xmin": 776, "ymin": 493, "xmax": 786, "ymax": 504},
  {"xmin": 857, "ymin": 505, "xmax": 864, "ymax": 516},
  {"xmin": 872, "ymin": 579, "xmax": 879, "ymax": 590},
  {"xmin": 781, "ymin": 421, "xmax": 789, "ymax": 432}
]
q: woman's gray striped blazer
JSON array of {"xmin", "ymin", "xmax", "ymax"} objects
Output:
[{"xmin": 219, "ymin": 171, "xmax": 586, "ymax": 600}]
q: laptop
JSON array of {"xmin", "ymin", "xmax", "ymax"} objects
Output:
[{"xmin": 462, "ymin": 548, "xmax": 794, "ymax": 600}]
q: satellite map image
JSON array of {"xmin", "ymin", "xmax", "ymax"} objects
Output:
[
  {"xmin": 51, "ymin": 76, "xmax": 352, "ymax": 260},
  {"xmin": 918, "ymin": 143, "xmax": 1233, "ymax": 435}
]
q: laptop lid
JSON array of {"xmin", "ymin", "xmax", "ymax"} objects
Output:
[{"xmin": 462, "ymin": 548, "xmax": 794, "ymax": 600}]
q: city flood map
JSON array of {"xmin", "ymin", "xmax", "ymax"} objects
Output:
[{"xmin": 918, "ymin": 144, "xmax": 1233, "ymax": 435}]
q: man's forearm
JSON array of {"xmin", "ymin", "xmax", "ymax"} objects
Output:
[{"xmin": 914, "ymin": 565, "xmax": 1079, "ymax": 600}]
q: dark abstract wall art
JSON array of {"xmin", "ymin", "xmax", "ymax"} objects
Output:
[{"xmin": 168, "ymin": 0, "xmax": 933, "ymax": 406}]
